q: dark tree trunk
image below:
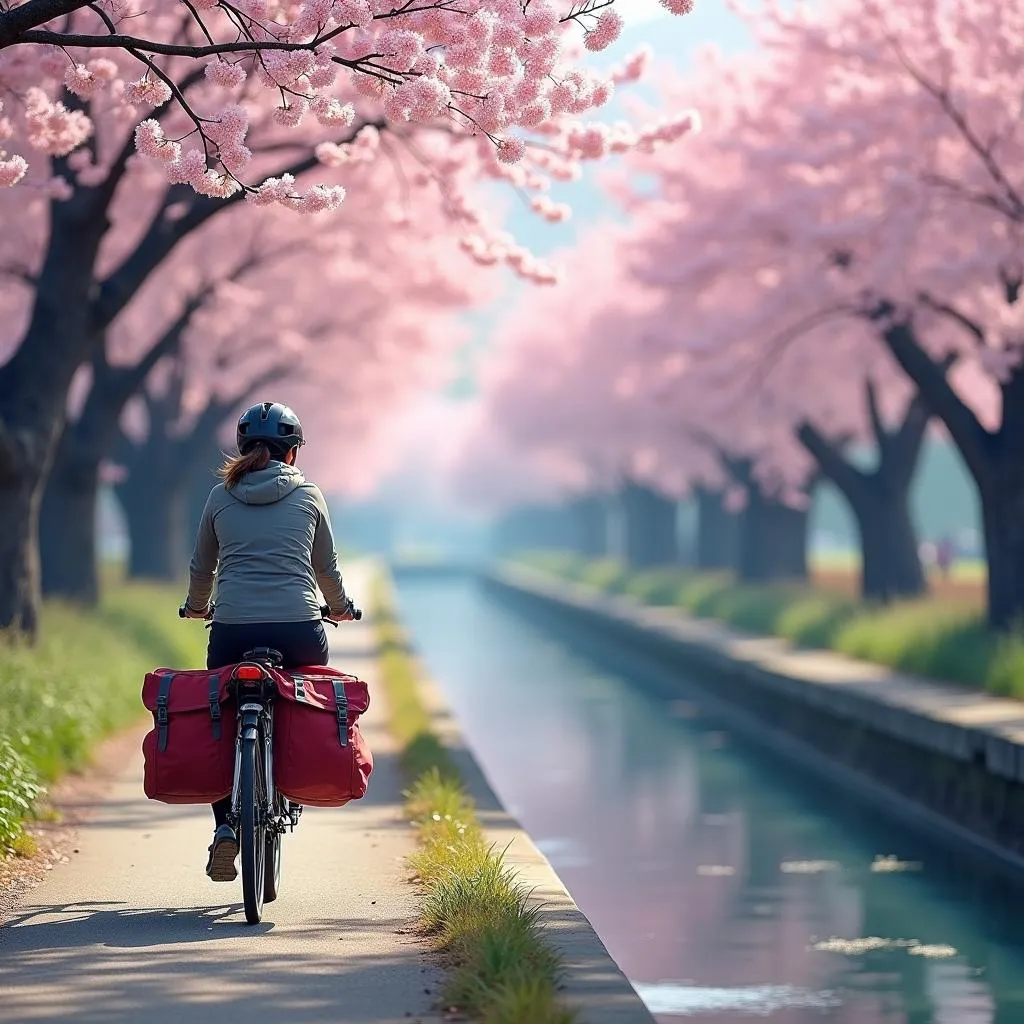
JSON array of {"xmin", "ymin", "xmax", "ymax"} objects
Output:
[
  {"xmin": 0, "ymin": 477, "xmax": 43, "ymax": 634},
  {"xmin": 568, "ymin": 495, "xmax": 607, "ymax": 556},
  {"xmin": 797, "ymin": 378, "xmax": 929, "ymax": 604},
  {"xmin": 0, "ymin": 190, "xmax": 110, "ymax": 634},
  {"xmin": 121, "ymin": 476, "xmax": 186, "ymax": 581},
  {"xmin": 875, "ymin": 306, "xmax": 1024, "ymax": 629},
  {"xmin": 694, "ymin": 486, "xmax": 739, "ymax": 570},
  {"xmin": 725, "ymin": 459, "xmax": 811, "ymax": 583},
  {"xmin": 620, "ymin": 480, "xmax": 678, "ymax": 567},
  {"xmin": 115, "ymin": 426, "xmax": 188, "ymax": 582},
  {"xmin": 39, "ymin": 442, "xmax": 101, "ymax": 605},
  {"xmin": 737, "ymin": 489, "xmax": 809, "ymax": 583}
]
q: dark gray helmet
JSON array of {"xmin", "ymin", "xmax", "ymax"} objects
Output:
[{"xmin": 236, "ymin": 401, "xmax": 304, "ymax": 454}]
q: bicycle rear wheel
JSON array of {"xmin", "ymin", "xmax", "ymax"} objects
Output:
[
  {"xmin": 263, "ymin": 796, "xmax": 283, "ymax": 903},
  {"xmin": 239, "ymin": 734, "xmax": 266, "ymax": 924}
]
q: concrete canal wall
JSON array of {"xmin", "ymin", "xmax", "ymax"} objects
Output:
[{"xmin": 485, "ymin": 564, "xmax": 1024, "ymax": 877}]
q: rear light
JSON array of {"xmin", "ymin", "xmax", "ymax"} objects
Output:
[{"xmin": 235, "ymin": 664, "xmax": 265, "ymax": 681}]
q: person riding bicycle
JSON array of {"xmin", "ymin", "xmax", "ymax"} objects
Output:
[{"xmin": 182, "ymin": 401, "xmax": 355, "ymax": 882}]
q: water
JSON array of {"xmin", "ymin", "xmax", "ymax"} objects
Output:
[{"xmin": 393, "ymin": 575, "xmax": 1024, "ymax": 1023}]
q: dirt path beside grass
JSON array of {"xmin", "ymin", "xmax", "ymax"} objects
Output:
[{"xmin": 0, "ymin": 568, "xmax": 444, "ymax": 1024}]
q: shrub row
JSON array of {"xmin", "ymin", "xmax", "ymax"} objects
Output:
[{"xmin": 517, "ymin": 551, "xmax": 1024, "ymax": 699}]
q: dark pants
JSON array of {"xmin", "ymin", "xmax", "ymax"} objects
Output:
[{"xmin": 207, "ymin": 619, "xmax": 330, "ymax": 827}]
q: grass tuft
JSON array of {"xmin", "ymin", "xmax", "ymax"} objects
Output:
[
  {"xmin": 517, "ymin": 551, "xmax": 1024, "ymax": 699},
  {"xmin": 371, "ymin": 573, "xmax": 575, "ymax": 1023}
]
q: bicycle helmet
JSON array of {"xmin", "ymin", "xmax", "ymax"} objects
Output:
[{"xmin": 236, "ymin": 401, "xmax": 304, "ymax": 455}]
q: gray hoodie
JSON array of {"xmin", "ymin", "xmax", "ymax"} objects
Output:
[{"xmin": 187, "ymin": 463, "xmax": 348, "ymax": 624}]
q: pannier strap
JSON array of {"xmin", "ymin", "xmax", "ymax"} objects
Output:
[
  {"xmin": 332, "ymin": 681, "xmax": 349, "ymax": 748},
  {"xmin": 294, "ymin": 675, "xmax": 306, "ymax": 703},
  {"xmin": 208, "ymin": 674, "xmax": 222, "ymax": 741},
  {"xmin": 156, "ymin": 674, "xmax": 174, "ymax": 752}
]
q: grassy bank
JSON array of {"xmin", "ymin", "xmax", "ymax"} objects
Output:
[
  {"xmin": 372, "ymin": 575, "xmax": 574, "ymax": 1024},
  {"xmin": 516, "ymin": 551, "xmax": 1024, "ymax": 700},
  {"xmin": 0, "ymin": 584, "xmax": 207, "ymax": 856}
]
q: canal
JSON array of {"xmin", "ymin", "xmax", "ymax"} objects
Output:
[{"xmin": 393, "ymin": 574, "xmax": 1024, "ymax": 1023}]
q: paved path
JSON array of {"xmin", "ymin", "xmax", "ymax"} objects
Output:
[{"xmin": 0, "ymin": 571, "xmax": 443, "ymax": 1024}]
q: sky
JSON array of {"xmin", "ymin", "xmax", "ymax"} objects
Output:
[{"xmin": 445, "ymin": 2, "xmax": 754, "ymax": 396}]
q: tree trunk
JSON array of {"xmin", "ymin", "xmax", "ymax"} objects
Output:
[
  {"xmin": 39, "ymin": 439, "xmax": 101, "ymax": 604},
  {"xmin": 620, "ymin": 480, "xmax": 679, "ymax": 567},
  {"xmin": 0, "ymin": 475, "xmax": 43, "ymax": 634},
  {"xmin": 737, "ymin": 488, "xmax": 809, "ymax": 583},
  {"xmin": 119, "ymin": 468, "xmax": 186, "ymax": 581},
  {"xmin": 694, "ymin": 486, "xmax": 738, "ymax": 570},
  {"xmin": 857, "ymin": 496, "xmax": 924, "ymax": 602},
  {"xmin": 979, "ymin": 466, "xmax": 1024, "ymax": 631},
  {"xmin": 568, "ymin": 496, "xmax": 607, "ymax": 556},
  {"xmin": 0, "ymin": 190, "xmax": 111, "ymax": 634},
  {"xmin": 797, "ymin": 378, "xmax": 929, "ymax": 604}
]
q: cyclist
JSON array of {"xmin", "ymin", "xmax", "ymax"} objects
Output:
[{"xmin": 182, "ymin": 401, "xmax": 355, "ymax": 882}]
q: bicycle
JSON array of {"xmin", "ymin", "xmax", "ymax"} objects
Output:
[{"xmin": 178, "ymin": 600, "xmax": 362, "ymax": 924}]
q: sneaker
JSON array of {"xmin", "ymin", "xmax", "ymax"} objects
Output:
[{"xmin": 206, "ymin": 824, "xmax": 239, "ymax": 882}]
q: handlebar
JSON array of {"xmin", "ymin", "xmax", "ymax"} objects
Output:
[{"xmin": 179, "ymin": 601, "xmax": 362, "ymax": 623}]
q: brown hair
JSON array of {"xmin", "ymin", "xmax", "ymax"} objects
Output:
[{"xmin": 219, "ymin": 442, "xmax": 272, "ymax": 491}]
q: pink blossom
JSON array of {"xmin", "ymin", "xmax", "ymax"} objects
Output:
[
  {"xmin": 379, "ymin": 29, "xmax": 425, "ymax": 70},
  {"xmin": 274, "ymin": 100, "xmax": 308, "ymax": 127},
  {"xmin": 135, "ymin": 119, "xmax": 182, "ymax": 163},
  {"xmin": 315, "ymin": 141, "xmax": 352, "ymax": 167},
  {"xmin": 531, "ymin": 195, "xmax": 572, "ymax": 223},
  {"xmin": 661, "ymin": 0, "xmax": 694, "ymax": 13},
  {"xmin": 496, "ymin": 135, "xmax": 526, "ymax": 164},
  {"xmin": 124, "ymin": 76, "xmax": 173, "ymax": 107},
  {"xmin": 337, "ymin": 0, "xmax": 372, "ymax": 27},
  {"xmin": 295, "ymin": 183, "xmax": 346, "ymax": 213},
  {"xmin": 0, "ymin": 154, "xmax": 28, "ymax": 188},
  {"xmin": 585, "ymin": 11, "xmax": 623, "ymax": 52},
  {"xmin": 24, "ymin": 89, "xmax": 93, "ymax": 156},
  {"xmin": 524, "ymin": 0, "xmax": 558, "ymax": 34},
  {"xmin": 65, "ymin": 64, "xmax": 104, "ymax": 98},
  {"xmin": 220, "ymin": 144, "xmax": 252, "ymax": 173},
  {"xmin": 311, "ymin": 97, "xmax": 356, "ymax": 127},
  {"xmin": 489, "ymin": 48, "xmax": 519, "ymax": 77},
  {"xmin": 519, "ymin": 97, "xmax": 552, "ymax": 128},
  {"xmin": 205, "ymin": 61, "xmax": 247, "ymax": 87}
]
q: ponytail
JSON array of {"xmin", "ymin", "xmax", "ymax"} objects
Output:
[{"xmin": 219, "ymin": 442, "xmax": 272, "ymax": 490}]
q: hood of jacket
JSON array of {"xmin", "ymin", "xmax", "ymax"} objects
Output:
[{"xmin": 228, "ymin": 462, "xmax": 306, "ymax": 505}]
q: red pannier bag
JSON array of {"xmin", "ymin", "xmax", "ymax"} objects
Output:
[
  {"xmin": 141, "ymin": 668, "xmax": 237, "ymax": 804},
  {"xmin": 272, "ymin": 665, "xmax": 372, "ymax": 807}
]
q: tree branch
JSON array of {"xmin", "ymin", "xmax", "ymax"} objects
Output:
[
  {"xmin": 868, "ymin": 301, "xmax": 991, "ymax": 481},
  {"xmin": 918, "ymin": 292, "xmax": 986, "ymax": 346},
  {"xmin": 795, "ymin": 420, "xmax": 864, "ymax": 500},
  {"xmin": 94, "ymin": 117, "xmax": 386, "ymax": 329}
]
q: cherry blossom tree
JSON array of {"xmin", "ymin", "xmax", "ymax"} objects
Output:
[
  {"xmin": 0, "ymin": 1, "xmax": 698, "ymax": 635},
  {"xmin": 606, "ymin": 47, "xmax": 990, "ymax": 599},
  {"xmin": 701, "ymin": 0, "xmax": 1023, "ymax": 624}
]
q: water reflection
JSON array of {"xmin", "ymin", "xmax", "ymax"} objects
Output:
[{"xmin": 394, "ymin": 577, "xmax": 1024, "ymax": 1023}]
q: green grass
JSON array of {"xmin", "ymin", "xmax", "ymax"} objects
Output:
[
  {"xmin": 371, "ymin": 574, "xmax": 574, "ymax": 1024},
  {"xmin": 0, "ymin": 584, "xmax": 208, "ymax": 856},
  {"xmin": 516, "ymin": 550, "xmax": 1024, "ymax": 699}
]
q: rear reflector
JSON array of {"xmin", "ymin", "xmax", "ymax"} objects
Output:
[{"xmin": 235, "ymin": 664, "xmax": 264, "ymax": 681}]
